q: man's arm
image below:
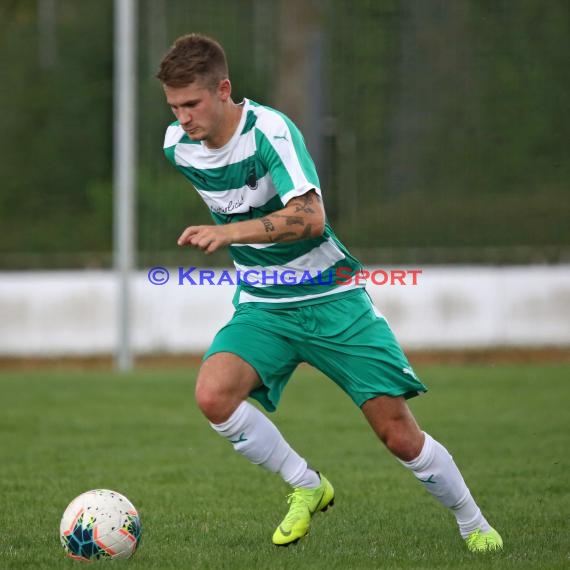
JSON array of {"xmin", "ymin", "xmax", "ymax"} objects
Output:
[{"xmin": 177, "ymin": 189, "xmax": 325, "ymax": 255}]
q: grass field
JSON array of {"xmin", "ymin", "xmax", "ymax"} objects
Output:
[{"xmin": 0, "ymin": 363, "xmax": 568, "ymax": 569}]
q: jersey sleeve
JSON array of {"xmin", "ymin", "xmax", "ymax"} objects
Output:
[
  {"xmin": 255, "ymin": 113, "xmax": 321, "ymax": 205},
  {"xmin": 163, "ymin": 122, "xmax": 184, "ymax": 167}
]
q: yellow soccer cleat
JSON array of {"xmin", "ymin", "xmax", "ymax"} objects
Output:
[
  {"xmin": 465, "ymin": 527, "xmax": 504, "ymax": 553},
  {"xmin": 272, "ymin": 473, "xmax": 335, "ymax": 546}
]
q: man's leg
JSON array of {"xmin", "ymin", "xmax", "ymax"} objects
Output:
[
  {"xmin": 195, "ymin": 352, "xmax": 334, "ymax": 545},
  {"xmin": 195, "ymin": 352, "xmax": 319, "ymax": 486},
  {"xmin": 361, "ymin": 395, "xmax": 503, "ymax": 552}
]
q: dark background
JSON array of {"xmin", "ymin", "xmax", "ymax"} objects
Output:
[{"xmin": 1, "ymin": 0, "xmax": 568, "ymax": 269}]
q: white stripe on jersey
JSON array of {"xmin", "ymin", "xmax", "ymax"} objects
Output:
[
  {"xmin": 175, "ymin": 128, "xmax": 257, "ymax": 169},
  {"xmin": 231, "ymin": 242, "xmax": 275, "ymax": 249},
  {"xmin": 238, "ymin": 283, "xmax": 363, "ymax": 304},
  {"xmin": 233, "ymin": 238, "xmax": 345, "ymax": 280},
  {"xmin": 195, "ymin": 172, "xmax": 276, "ymax": 214},
  {"xmin": 164, "ymin": 124, "xmax": 184, "ymax": 148},
  {"xmin": 281, "ymin": 184, "xmax": 322, "ymax": 205}
]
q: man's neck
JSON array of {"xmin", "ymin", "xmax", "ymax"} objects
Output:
[{"xmin": 204, "ymin": 100, "xmax": 244, "ymax": 149}]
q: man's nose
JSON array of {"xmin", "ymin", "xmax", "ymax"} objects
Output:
[{"xmin": 178, "ymin": 109, "xmax": 192, "ymax": 125}]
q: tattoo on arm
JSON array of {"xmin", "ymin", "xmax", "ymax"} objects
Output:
[
  {"xmin": 261, "ymin": 217, "xmax": 275, "ymax": 233},
  {"xmin": 290, "ymin": 193, "xmax": 316, "ymax": 214},
  {"xmin": 259, "ymin": 191, "xmax": 321, "ymax": 242},
  {"xmin": 270, "ymin": 213, "xmax": 304, "ymax": 226},
  {"xmin": 300, "ymin": 224, "xmax": 313, "ymax": 239},
  {"xmin": 270, "ymin": 232, "xmax": 298, "ymax": 243}
]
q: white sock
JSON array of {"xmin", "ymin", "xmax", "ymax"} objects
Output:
[
  {"xmin": 400, "ymin": 432, "xmax": 491, "ymax": 537},
  {"xmin": 210, "ymin": 401, "xmax": 320, "ymax": 489}
]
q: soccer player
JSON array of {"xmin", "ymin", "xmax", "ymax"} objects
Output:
[{"xmin": 157, "ymin": 34, "xmax": 503, "ymax": 553}]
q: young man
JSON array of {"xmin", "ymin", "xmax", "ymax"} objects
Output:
[{"xmin": 157, "ymin": 33, "xmax": 503, "ymax": 553}]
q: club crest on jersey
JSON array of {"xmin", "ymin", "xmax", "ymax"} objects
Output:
[{"xmin": 246, "ymin": 161, "xmax": 258, "ymax": 190}]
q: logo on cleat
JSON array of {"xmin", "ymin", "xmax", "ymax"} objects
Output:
[
  {"xmin": 309, "ymin": 490, "xmax": 326, "ymax": 514},
  {"xmin": 278, "ymin": 525, "xmax": 292, "ymax": 537}
]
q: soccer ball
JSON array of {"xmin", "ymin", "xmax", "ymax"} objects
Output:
[{"xmin": 59, "ymin": 489, "xmax": 142, "ymax": 561}]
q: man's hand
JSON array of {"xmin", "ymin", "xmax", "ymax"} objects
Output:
[{"xmin": 177, "ymin": 225, "xmax": 233, "ymax": 255}]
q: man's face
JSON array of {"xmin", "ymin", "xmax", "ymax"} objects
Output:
[{"xmin": 163, "ymin": 79, "xmax": 227, "ymax": 143}]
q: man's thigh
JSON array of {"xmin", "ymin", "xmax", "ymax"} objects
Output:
[{"xmin": 204, "ymin": 305, "xmax": 301, "ymax": 412}]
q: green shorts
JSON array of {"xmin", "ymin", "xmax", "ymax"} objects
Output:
[{"xmin": 203, "ymin": 289, "xmax": 427, "ymax": 412}]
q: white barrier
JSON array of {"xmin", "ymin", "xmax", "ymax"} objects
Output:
[{"xmin": 0, "ymin": 266, "xmax": 569, "ymax": 355}]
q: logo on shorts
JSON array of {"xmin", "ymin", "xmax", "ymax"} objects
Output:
[{"xmin": 402, "ymin": 367, "xmax": 417, "ymax": 379}]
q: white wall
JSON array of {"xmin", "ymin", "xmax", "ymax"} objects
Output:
[{"xmin": 0, "ymin": 266, "xmax": 569, "ymax": 356}]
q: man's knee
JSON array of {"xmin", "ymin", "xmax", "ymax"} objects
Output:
[
  {"xmin": 380, "ymin": 423, "xmax": 424, "ymax": 462},
  {"xmin": 361, "ymin": 396, "xmax": 424, "ymax": 461},
  {"xmin": 195, "ymin": 375, "xmax": 221, "ymax": 420},
  {"xmin": 194, "ymin": 372, "xmax": 237, "ymax": 424},
  {"xmin": 194, "ymin": 353, "xmax": 261, "ymax": 424}
]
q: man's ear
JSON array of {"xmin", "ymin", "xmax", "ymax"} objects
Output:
[{"xmin": 218, "ymin": 78, "xmax": 231, "ymax": 102}]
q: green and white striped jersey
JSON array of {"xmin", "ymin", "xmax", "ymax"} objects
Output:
[{"xmin": 163, "ymin": 98, "xmax": 363, "ymax": 307}]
